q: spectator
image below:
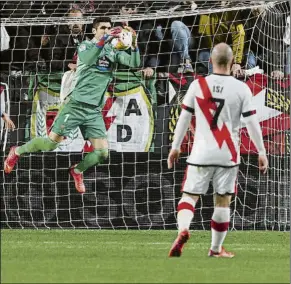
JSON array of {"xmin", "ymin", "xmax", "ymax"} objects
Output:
[
  {"xmin": 197, "ymin": 9, "xmax": 250, "ymax": 76},
  {"xmin": 118, "ymin": 7, "xmax": 158, "ymax": 76},
  {"xmin": 157, "ymin": 2, "xmax": 197, "ymax": 73},
  {"xmin": 137, "ymin": 21, "xmax": 162, "ymax": 70},
  {"xmin": 119, "ymin": 3, "xmax": 195, "ymax": 73},
  {"xmin": 0, "ymin": 1, "xmax": 72, "ymax": 71},
  {"xmin": 0, "ymin": 24, "xmax": 42, "ymax": 72},
  {"xmin": 244, "ymin": 2, "xmax": 287, "ymax": 79},
  {"xmin": 120, "ymin": 5, "xmax": 138, "ymax": 17},
  {"xmin": 40, "ymin": 8, "xmax": 86, "ymax": 73},
  {"xmin": 71, "ymin": 0, "xmax": 95, "ymax": 14},
  {"xmin": 168, "ymin": 20, "xmax": 195, "ymax": 73},
  {"xmin": 119, "ymin": 5, "xmax": 156, "ymax": 70},
  {"xmin": 140, "ymin": 19, "xmax": 195, "ymax": 73},
  {"xmin": 1, "ymin": 112, "xmax": 15, "ymax": 130}
]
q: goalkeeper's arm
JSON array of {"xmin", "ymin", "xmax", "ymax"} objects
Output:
[
  {"xmin": 115, "ymin": 49, "xmax": 141, "ymax": 68},
  {"xmin": 115, "ymin": 26, "xmax": 140, "ymax": 68}
]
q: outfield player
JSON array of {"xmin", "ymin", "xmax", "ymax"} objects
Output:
[
  {"xmin": 4, "ymin": 17, "xmax": 140, "ymax": 193},
  {"xmin": 168, "ymin": 43, "xmax": 268, "ymax": 258}
]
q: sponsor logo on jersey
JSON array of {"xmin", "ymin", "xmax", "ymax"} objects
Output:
[
  {"xmin": 96, "ymin": 56, "xmax": 110, "ymax": 70},
  {"xmin": 78, "ymin": 44, "xmax": 86, "ymax": 52}
]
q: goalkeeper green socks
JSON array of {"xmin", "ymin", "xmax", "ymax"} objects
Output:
[
  {"xmin": 16, "ymin": 137, "xmax": 59, "ymax": 155},
  {"xmin": 74, "ymin": 149, "xmax": 108, "ymax": 173},
  {"xmin": 15, "ymin": 139, "xmax": 108, "ymax": 173}
]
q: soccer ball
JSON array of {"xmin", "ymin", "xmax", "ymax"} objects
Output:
[{"xmin": 111, "ymin": 29, "xmax": 132, "ymax": 50}]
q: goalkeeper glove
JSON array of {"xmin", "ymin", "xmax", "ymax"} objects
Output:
[
  {"xmin": 110, "ymin": 26, "xmax": 123, "ymax": 37},
  {"xmin": 101, "ymin": 26, "xmax": 124, "ymax": 45},
  {"xmin": 124, "ymin": 26, "xmax": 138, "ymax": 49},
  {"xmin": 98, "ymin": 27, "xmax": 123, "ymax": 47}
]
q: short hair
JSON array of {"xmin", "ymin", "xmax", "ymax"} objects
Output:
[
  {"xmin": 92, "ymin": 17, "xmax": 112, "ymax": 29},
  {"xmin": 211, "ymin": 43, "xmax": 233, "ymax": 67},
  {"xmin": 215, "ymin": 54, "xmax": 231, "ymax": 66},
  {"xmin": 67, "ymin": 8, "xmax": 83, "ymax": 16}
]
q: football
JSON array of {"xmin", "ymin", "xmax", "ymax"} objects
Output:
[{"xmin": 111, "ymin": 28, "xmax": 132, "ymax": 50}]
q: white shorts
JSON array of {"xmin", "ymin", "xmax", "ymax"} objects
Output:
[{"xmin": 181, "ymin": 165, "xmax": 238, "ymax": 195}]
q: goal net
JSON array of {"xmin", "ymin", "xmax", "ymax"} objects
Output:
[{"xmin": 1, "ymin": 0, "xmax": 290, "ymax": 230}]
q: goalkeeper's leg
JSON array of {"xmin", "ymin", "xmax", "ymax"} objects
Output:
[
  {"xmin": 4, "ymin": 132, "xmax": 61, "ymax": 174},
  {"xmin": 69, "ymin": 137, "xmax": 108, "ymax": 193},
  {"xmin": 4, "ymin": 98, "xmax": 79, "ymax": 174},
  {"xmin": 69, "ymin": 110, "xmax": 109, "ymax": 193}
]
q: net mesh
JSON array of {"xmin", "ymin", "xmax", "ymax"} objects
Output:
[
  {"xmin": 0, "ymin": 0, "xmax": 290, "ymax": 230},
  {"xmin": 1, "ymin": 1, "xmax": 280, "ymax": 25}
]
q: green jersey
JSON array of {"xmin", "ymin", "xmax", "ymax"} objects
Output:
[{"xmin": 70, "ymin": 37, "xmax": 140, "ymax": 107}]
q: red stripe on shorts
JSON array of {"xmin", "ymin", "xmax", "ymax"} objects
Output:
[
  {"xmin": 211, "ymin": 220, "xmax": 229, "ymax": 232},
  {"xmin": 234, "ymin": 176, "xmax": 238, "ymax": 195},
  {"xmin": 180, "ymin": 165, "xmax": 189, "ymax": 192}
]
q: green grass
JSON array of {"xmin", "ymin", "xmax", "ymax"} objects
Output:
[{"xmin": 1, "ymin": 230, "xmax": 289, "ymax": 283}]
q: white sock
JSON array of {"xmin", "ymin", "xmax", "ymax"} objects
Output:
[
  {"xmin": 211, "ymin": 207, "xmax": 230, "ymax": 253},
  {"xmin": 177, "ymin": 196, "xmax": 196, "ymax": 233}
]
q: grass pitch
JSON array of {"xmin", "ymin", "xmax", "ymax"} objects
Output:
[{"xmin": 1, "ymin": 230, "xmax": 289, "ymax": 283}]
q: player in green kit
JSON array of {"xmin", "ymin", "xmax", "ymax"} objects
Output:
[{"xmin": 4, "ymin": 17, "xmax": 140, "ymax": 193}]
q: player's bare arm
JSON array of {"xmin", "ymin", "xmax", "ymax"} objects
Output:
[
  {"xmin": 167, "ymin": 81, "xmax": 196, "ymax": 169},
  {"xmin": 241, "ymin": 84, "xmax": 268, "ymax": 174}
]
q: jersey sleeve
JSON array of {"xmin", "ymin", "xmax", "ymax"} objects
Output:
[
  {"xmin": 116, "ymin": 49, "xmax": 141, "ymax": 68},
  {"xmin": 241, "ymin": 84, "xmax": 256, "ymax": 121},
  {"xmin": 102, "ymin": 44, "xmax": 141, "ymax": 68},
  {"xmin": 77, "ymin": 37, "xmax": 108, "ymax": 65},
  {"xmin": 241, "ymin": 84, "xmax": 266, "ymax": 155},
  {"xmin": 171, "ymin": 109, "xmax": 193, "ymax": 150},
  {"xmin": 181, "ymin": 80, "xmax": 196, "ymax": 114}
]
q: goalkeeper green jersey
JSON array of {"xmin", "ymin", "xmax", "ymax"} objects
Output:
[{"xmin": 70, "ymin": 37, "xmax": 140, "ymax": 107}]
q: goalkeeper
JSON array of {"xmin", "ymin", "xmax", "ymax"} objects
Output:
[{"xmin": 4, "ymin": 17, "xmax": 140, "ymax": 193}]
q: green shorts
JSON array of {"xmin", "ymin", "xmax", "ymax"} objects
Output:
[{"xmin": 51, "ymin": 97, "xmax": 107, "ymax": 139}]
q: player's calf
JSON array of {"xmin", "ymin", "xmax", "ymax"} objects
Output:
[
  {"xmin": 70, "ymin": 149, "xmax": 108, "ymax": 193},
  {"xmin": 74, "ymin": 149, "xmax": 108, "ymax": 173},
  {"xmin": 168, "ymin": 194, "xmax": 196, "ymax": 257},
  {"xmin": 4, "ymin": 137, "xmax": 60, "ymax": 174},
  {"xmin": 177, "ymin": 194, "xmax": 197, "ymax": 233}
]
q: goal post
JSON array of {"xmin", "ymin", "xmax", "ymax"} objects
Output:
[{"xmin": 0, "ymin": 0, "xmax": 290, "ymax": 230}]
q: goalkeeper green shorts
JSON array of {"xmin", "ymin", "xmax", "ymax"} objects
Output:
[{"xmin": 51, "ymin": 97, "xmax": 107, "ymax": 139}]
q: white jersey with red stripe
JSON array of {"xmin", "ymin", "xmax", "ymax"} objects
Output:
[{"xmin": 182, "ymin": 74, "xmax": 256, "ymax": 167}]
